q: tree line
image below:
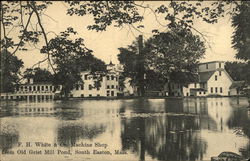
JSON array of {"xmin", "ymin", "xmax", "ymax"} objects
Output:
[{"xmin": 1, "ymin": 1, "xmax": 250, "ymax": 97}]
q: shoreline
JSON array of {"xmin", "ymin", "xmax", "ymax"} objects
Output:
[{"xmin": 0, "ymin": 95, "xmax": 247, "ymax": 102}]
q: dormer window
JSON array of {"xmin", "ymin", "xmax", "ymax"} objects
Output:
[{"xmin": 215, "ymin": 75, "xmax": 217, "ymax": 81}]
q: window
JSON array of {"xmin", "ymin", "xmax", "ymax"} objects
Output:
[
  {"xmin": 33, "ymin": 86, "xmax": 36, "ymax": 91},
  {"xmin": 219, "ymin": 62, "xmax": 221, "ymax": 68},
  {"xmin": 204, "ymin": 91, "xmax": 206, "ymax": 94},
  {"xmin": 194, "ymin": 83, "xmax": 197, "ymax": 88},
  {"xmin": 220, "ymin": 87, "xmax": 223, "ymax": 93},
  {"xmin": 111, "ymin": 75, "xmax": 114, "ymax": 80},
  {"xmin": 37, "ymin": 86, "xmax": 40, "ymax": 91},
  {"xmin": 111, "ymin": 85, "xmax": 114, "ymax": 89},
  {"xmin": 84, "ymin": 75, "xmax": 88, "ymax": 80},
  {"xmin": 215, "ymin": 87, "xmax": 218, "ymax": 93},
  {"xmin": 46, "ymin": 86, "xmax": 48, "ymax": 90},
  {"xmin": 211, "ymin": 87, "xmax": 213, "ymax": 93},
  {"xmin": 206, "ymin": 63, "xmax": 208, "ymax": 69},
  {"xmin": 29, "ymin": 86, "xmax": 32, "ymax": 91},
  {"xmin": 76, "ymin": 85, "xmax": 79, "ymax": 90},
  {"xmin": 97, "ymin": 87, "xmax": 100, "ymax": 91},
  {"xmin": 116, "ymin": 85, "xmax": 118, "ymax": 89},
  {"xmin": 215, "ymin": 75, "xmax": 217, "ymax": 81},
  {"xmin": 107, "ymin": 85, "xmax": 110, "ymax": 89},
  {"xmin": 81, "ymin": 94, "xmax": 84, "ymax": 97},
  {"xmin": 107, "ymin": 76, "xmax": 110, "ymax": 80},
  {"xmin": 111, "ymin": 91, "xmax": 114, "ymax": 96},
  {"xmin": 41, "ymin": 86, "xmax": 44, "ymax": 91},
  {"xmin": 81, "ymin": 84, "xmax": 84, "ymax": 90},
  {"xmin": 107, "ymin": 90, "xmax": 110, "ymax": 96},
  {"xmin": 89, "ymin": 94, "xmax": 92, "ymax": 97},
  {"xmin": 199, "ymin": 92, "xmax": 201, "ymax": 94},
  {"xmin": 50, "ymin": 86, "xmax": 53, "ymax": 91},
  {"xmin": 97, "ymin": 94, "xmax": 100, "ymax": 97},
  {"xmin": 89, "ymin": 85, "xmax": 92, "ymax": 90},
  {"xmin": 219, "ymin": 71, "xmax": 222, "ymax": 76}
]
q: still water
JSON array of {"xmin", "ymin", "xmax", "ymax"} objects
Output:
[{"xmin": 0, "ymin": 97, "xmax": 249, "ymax": 161}]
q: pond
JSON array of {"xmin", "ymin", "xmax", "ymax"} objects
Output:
[{"xmin": 0, "ymin": 97, "xmax": 249, "ymax": 161}]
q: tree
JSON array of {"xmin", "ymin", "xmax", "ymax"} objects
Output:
[
  {"xmin": 41, "ymin": 28, "xmax": 106, "ymax": 97},
  {"xmin": 0, "ymin": 50, "xmax": 23, "ymax": 93},
  {"xmin": 118, "ymin": 28, "xmax": 205, "ymax": 95},
  {"xmin": 23, "ymin": 67, "xmax": 53, "ymax": 83},
  {"xmin": 225, "ymin": 61, "xmax": 250, "ymax": 83},
  {"xmin": 232, "ymin": 2, "xmax": 250, "ymax": 61}
]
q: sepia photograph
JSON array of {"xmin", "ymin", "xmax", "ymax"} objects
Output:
[{"xmin": 0, "ymin": 1, "xmax": 250, "ymax": 161}]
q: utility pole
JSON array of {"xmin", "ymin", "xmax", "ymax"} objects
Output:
[{"xmin": 137, "ymin": 35, "xmax": 145, "ymax": 97}]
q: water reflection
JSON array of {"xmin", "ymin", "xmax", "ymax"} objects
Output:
[
  {"xmin": 0, "ymin": 98, "xmax": 249, "ymax": 161},
  {"xmin": 57, "ymin": 124, "xmax": 106, "ymax": 147},
  {"xmin": 0, "ymin": 124, "xmax": 19, "ymax": 151}
]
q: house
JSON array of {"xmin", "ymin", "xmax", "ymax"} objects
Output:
[
  {"xmin": 70, "ymin": 61, "xmax": 122, "ymax": 98},
  {"xmin": 172, "ymin": 61, "xmax": 240, "ymax": 97}
]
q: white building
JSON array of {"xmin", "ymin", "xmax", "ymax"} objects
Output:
[
  {"xmin": 173, "ymin": 61, "xmax": 240, "ymax": 97},
  {"xmin": 70, "ymin": 62, "xmax": 122, "ymax": 98},
  {"xmin": 0, "ymin": 78, "xmax": 56, "ymax": 100}
]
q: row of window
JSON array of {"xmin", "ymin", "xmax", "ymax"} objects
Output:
[
  {"xmin": 210, "ymin": 87, "xmax": 223, "ymax": 93},
  {"xmin": 1, "ymin": 95, "xmax": 53, "ymax": 100},
  {"xmin": 75, "ymin": 84, "xmax": 118, "ymax": 90},
  {"xmin": 70, "ymin": 91, "xmax": 116, "ymax": 97},
  {"xmin": 107, "ymin": 85, "xmax": 118, "ymax": 89},
  {"xmin": 18, "ymin": 85, "xmax": 54, "ymax": 92},
  {"xmin": 84, "ymin": 75, "xmax": 118, "ymax": 81}
]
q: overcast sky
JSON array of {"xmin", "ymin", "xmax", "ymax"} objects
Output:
[{"xmin": 10, "ymin": 1, "xmax": 237, "ymax": 69}]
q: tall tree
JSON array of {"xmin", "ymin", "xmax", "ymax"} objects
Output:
[
  {"xmin": 41, "ymin": 28, "xmax": 106, "ymax": 97},
  {"xmin": 232, "ymin": 2, "xmax": 250, "ymax": 61},
  {"xmin": 0, "ymin": 50, "xmax": 23, "ymax": 93},
  {"xmin": 118, "ymin": 28, "xmax": 205, "ymax": 95}
]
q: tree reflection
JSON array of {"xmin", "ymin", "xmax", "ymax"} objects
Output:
[
  {"xmin": 228, "ymin": 108, "xmax": 250, "ymax": 159},
  {"xmin": 57, "ymin": 124, "xmax": 106, "ymax": 147},
  {"xmin": 0, "ymin": 125, "xmax": 19, "ymax": 151},
  {"xmin": 121, "ymin": 115, "xmax": 207, "ymax": 161}
]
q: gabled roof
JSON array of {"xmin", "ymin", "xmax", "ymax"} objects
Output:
[
  {"xmin": 198, "ymin": 71, "xmax": 215, "ymax": 82},
  {"xmin": 198, "ymin": 69, "xmax": 234, "ymax": 83}
]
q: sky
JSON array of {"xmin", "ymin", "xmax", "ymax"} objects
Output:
[{"xmin": 6, "ymin": 1, "xmax": 237, "ymax": 69}]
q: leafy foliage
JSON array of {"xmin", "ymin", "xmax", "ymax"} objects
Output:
[
  {"xmin": 232, "ymin": 2, "xmax": 250, "ymax": 61},
  {"xmin": 66, "ymin": 1, "xmax": 143, "ymax": 31},
  {"xmin": 23, "ymin": 67, "xmax": 53, "ymax": 83},
  {"xmin": 0, "ymin": 50, "xmax": 23, "ymax": 93},
  {"xmin": 40, "ymin": 28, "xmax": 106, "ymax": 97},
  {"xmin": 225, "ymin": 61, "xmax": 250, "ymax": 83},
  {"xmin": 118, "ymin": 28, "xmax": 205, "ymax": 92}
]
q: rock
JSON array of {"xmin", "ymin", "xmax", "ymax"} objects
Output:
[{"xmin": 211, "ymin": 152, "xmax": 244, "ymax": 161}]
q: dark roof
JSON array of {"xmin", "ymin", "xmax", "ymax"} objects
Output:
[
  {"xmin": 199, "ymin": 61, "xmax": 225, "ymax": 65},
  {"xmin": 190, "ymin": 88, "xmax": 207, "ymax": 91},
  {"xmin": 230, "ymin": 81, "xmax": 245, "ymax": 89},
  {"xmin": 198, "ymin": 71, "xmax": 215, "ymax": 82}
]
